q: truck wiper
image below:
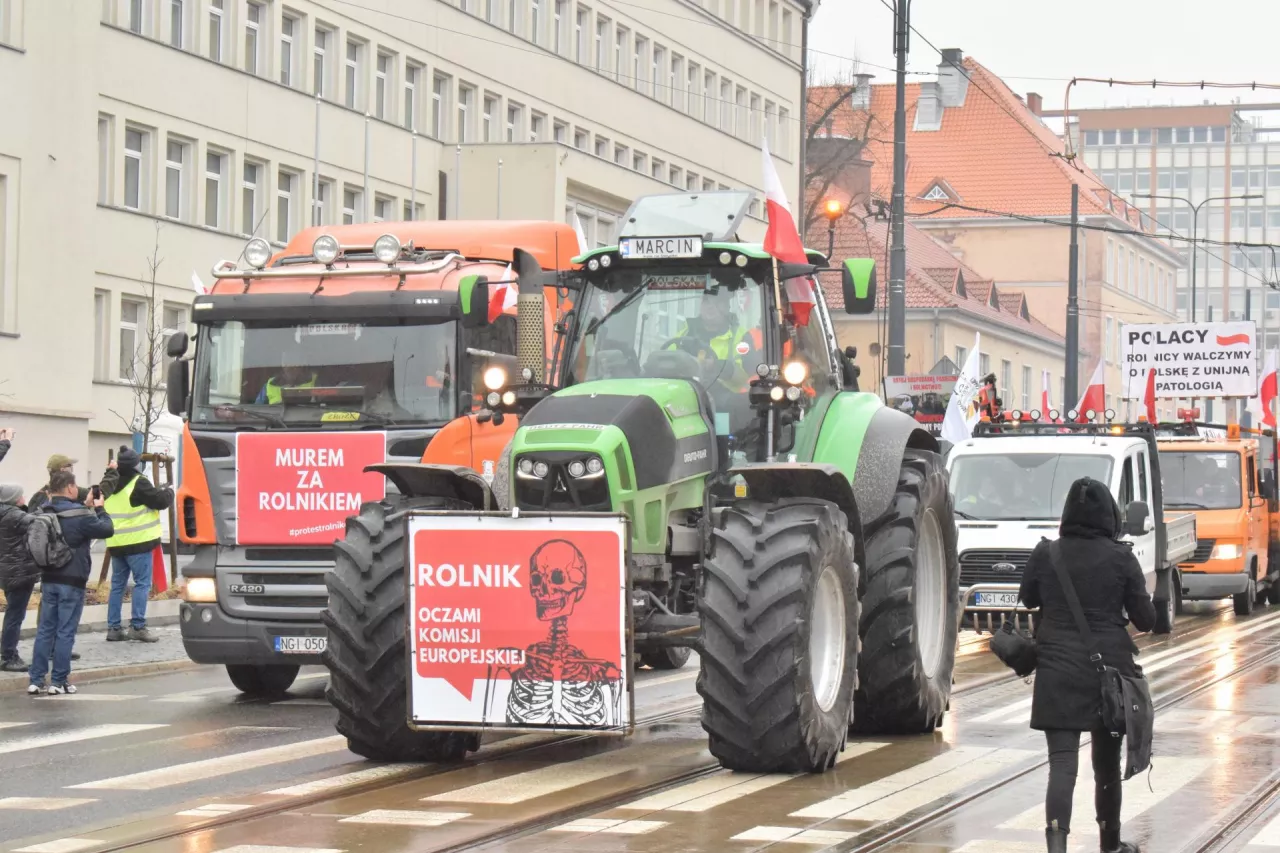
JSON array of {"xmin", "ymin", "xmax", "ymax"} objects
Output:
[
  {"xmin": 584, "ymin": 285, "xmax": 648, "ymax": 338},
  {"xmin": 1168, "ymin": 500, "xmax": 1212, "ymax": 509},
  {"xmin": 954, "ymin": 509, "xmax": 980, "ymax": 520},
  {"xmin": 217, "ymin": 405, "xmax": 287, "ymax": 427}
]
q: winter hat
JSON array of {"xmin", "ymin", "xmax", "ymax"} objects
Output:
[
  {"xmin": 117, "ymin": 446, "xmax": 141, "ymax": 470},
  {"xmin": 46, "ymin": 454, "xmax": 76, "ymax": 473},
  {"xmin": 0, "ymin": 483, "xmax": 22, "ymax": 506}
]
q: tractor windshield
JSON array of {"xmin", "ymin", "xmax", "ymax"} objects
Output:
[
  {"xmin": 190, "ymin": 318, "xmax": 463, "ymax": 428},
  {"xmin": 565, "ymin": 266, "xmax": 766, "ymax": 405}
]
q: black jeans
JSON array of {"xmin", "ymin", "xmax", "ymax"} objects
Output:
[
  {"xmin": 1, "ymin": 581, "xmax": 34, "ymax": 661},
  {"xmin": 1045, "ymin": 728, "xmax": 1123, "ymax": 832}
]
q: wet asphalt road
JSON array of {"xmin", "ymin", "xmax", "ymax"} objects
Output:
[{"xmin": 0, "ymin": 601, "xmax": 1277, "ymax": 853}]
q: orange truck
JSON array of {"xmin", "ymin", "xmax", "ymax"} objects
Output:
[
  {"xmin": 164, "ymin": 220, "xmax": 577, "ymax": 696},
  {"xmin": 1157, "ymin": 420, "xmax": 1280, "ymax": 616}
]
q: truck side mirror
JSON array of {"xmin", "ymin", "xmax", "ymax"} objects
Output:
[
  {"xmin": 1124, "ymin": 500, "xmax": 1151, "ymax": 537},
  {"xmin": 167, "ymin": 331, "xmax": 189, "ymax": 358},
  {"xmin": 166, "ymin": 359, "xmax": 189, "ymax": 417},
  {"xmin": 1262, "ymin": 469, "xmax": 1277, "ymax": 502},
  {"xmin": 841, "ymin": 258, "xmax": 877, "ymax": 315},
  {"xmin": 458, "ymin": 275, "xmax": 492, "ymax": 329}
]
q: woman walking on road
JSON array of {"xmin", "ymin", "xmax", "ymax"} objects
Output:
[{"xmin": 1019, "ymin": 477, "xmax": 1155, "ymax": 853}]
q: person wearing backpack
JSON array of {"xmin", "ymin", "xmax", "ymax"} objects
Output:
[
  {"xmin": 27, "ymin": 471, "xmax": 113, "ymax": 696},
  {"xmin": 103, "ymin": 446, "xmax": 171, "ymax": 643},
  {"xmin": 1019, "ymin": 477, "xmax": 1156, "ymax": 853},
  {"xmin": 0, "ymin": 483, "xmax": 37, "ymax": 672}
]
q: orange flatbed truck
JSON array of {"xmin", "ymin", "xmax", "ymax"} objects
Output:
[
  {"xmin": 165, "ymin": 220, "xmax": 577, "ymax": 696},
  {"xmin": 1156, "ymin": 419, "xmax": 1280, "ymax": 616}
]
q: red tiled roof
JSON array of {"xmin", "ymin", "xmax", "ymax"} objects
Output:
[
  {"xmin": 998, "ymin": 292, "xmax": 1029, "ymax": 318},
  {"xmin": 809, "ymin": 58, "xmax": 1147, "ymax": 227}
]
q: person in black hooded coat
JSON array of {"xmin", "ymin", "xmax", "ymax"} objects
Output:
[{"xmin": 1019, "ymin": 476, "xmax": 1156, "ymax": 853}]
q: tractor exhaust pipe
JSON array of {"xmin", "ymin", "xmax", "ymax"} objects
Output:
[{"xmin": 513, "ymin": 248, "xmax": 545, "ymax": 383}]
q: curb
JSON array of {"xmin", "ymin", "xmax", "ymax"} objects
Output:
[
  {"xmin": 17, "ymin": 599, "xmax": 183, "ymax": 640},
  {"xmin": 0, "ymin": 658, "xmax": 201, "ymax": 693}
]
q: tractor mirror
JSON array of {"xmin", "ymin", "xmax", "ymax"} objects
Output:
[
  {"xmin": 777, "ymin": 262, "xmax": 819, "ymax": 280},
  {"xmin": 1262, "ymin": 468, "xmax": 1277, "ymax": 501},
  {"xmin": 167, "ymin": 331, "xmax": 189, "ymax": 358},
  {"xmin": 166, "ymin": 359, "xmax": 189, "ymax": 417},
  {"xmin": 458, "ymin": 275, "xmax": 492, "ymax": 329},
  {"xmin": 841, "ymin": 258, "xmax": 877, "ymax": 315},
  {"xmin": 513, "ymin": 248, "xmax": 546, "ymax": 294}
]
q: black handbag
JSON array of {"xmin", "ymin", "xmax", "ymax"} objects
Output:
[{"xmin": 990, "ymin": 617, "xmax": 1037, "ymax": 677}]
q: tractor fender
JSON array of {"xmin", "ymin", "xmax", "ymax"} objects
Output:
[
  {"xmin": 732, "ymin": 463, "xmax": 865, "ymax": 569},
  {"xmin": 851, "ymin": 407, "xmax": 939, "ymax": 526},
  {"xmin": 365, "ymin": 463, "xmax": 494, "ymax": 510}
]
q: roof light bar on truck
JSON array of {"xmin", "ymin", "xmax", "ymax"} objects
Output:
[{"xmin": 212, "ymin": 233, "xmax": 461, "ymax": 287}]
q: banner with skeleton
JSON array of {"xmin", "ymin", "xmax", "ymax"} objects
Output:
[{"xmin": 406, "ymin": 512, "xmax": 631, "ymax": 733}]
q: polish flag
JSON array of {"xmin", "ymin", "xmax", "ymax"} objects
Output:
[
  {"xmin": 1144, "ymin": 368, "xmax": 1158, "ymax": 423},
  {"xmin": 762, "ymin": 136, "xmax": 815, "ymax": 326},
  {"xmin": 191, "ymin": 271, "xmax": 209, "ymax": 295},
  {"xmin": 1041, "ymin": 369, "xmax": 1052, "ymax": 420},
  {"xmin": 488, "ymin": 264, "xmax": 517, "ymax": 323},
  {"xmin": 1249, "ymin": 351, "xmax": 1277, "ymax": 428},
  {"xmin": 1073, "ymin": 360, "xmax": 1106, "ymax": 421},
  {"xmin": 572, "ymin": 212, "xmax": 590, "ymax": 256}
]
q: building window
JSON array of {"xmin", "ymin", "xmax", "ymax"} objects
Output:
[
  {"xmin": 204, "ymin": 149, "xmax": 226, "ymax": 229},
  {"xmin": 342, "ymin": 186, "xmax": 361, "ymax": 224},
  {"xmin": 687, "ymin": 62, "xmax": 699, "ymax": 119},
  {"xmin": 955, "ymin": 346, "xmax": 967, "ymax": 368},
  {"xmin": 244, "ymin": 2, "xmax": 263, "ymax": 74},
  {"xmin": 595, "ymin": 16, "xmax": 608, "ymax": 73},
  {"xmin": 485, "ymin": 0, "xmax": 497, "ymax": 24},
  {"xmin": 280, "ymin": 13, "xmax": 297, "ymax": 86},
  {"xmin": 313, "ymin": 178, "xmax": 331, "ymax": 225},
  {"xmin": 276, "ymin": 169, "xmax": 296, "ymax": 243},
  {"xmin": 208, "ymin": 0, "xmax": 224, "ymax": 61},
  {"xmin": 652, "ymin": 44, "xmax": 665, "ymax": 101},
  {"xmin": 164, "ymin": 138, "xmax": 187, "ymax": 220},
  {"xmin": 703, "ymin": 71, "xmax": 715, "ymax": 124},
  {"xmin": 554, "ymin": 0, "xmax": 565, "ymax": 54},
  {"xmin": 404, "ymin": 199, "xmax": 421, "ymax": 221},
  {"xmin": 432, "ymin": 73, "xmax": 449, "ymax": 139},
  {"xmin": 123, "ymin": 127, "xmax": 147, "ymax": 211},
  {"xmin": 979, "ymin": 353, "xmax": 990, "ymax": 377},
  {"xmin": 1105, "ymin": 317, "xmax": 1114, "ymax": 362},
  {"xmin": 375, "ymin": 52, "xmax": 391, "ymax": 120},
  {"xmin": 530, "ymin": 0, "xmax": 540, "ymax": 43},
  {"xmin": 168, "ymin": 0, "xmax": 185, "ymax": 48},
  {"xmin": 457, "ymin": 84, "xmax": 474, "ymax": 143},
  {"xmin": 1001, "ymin": 360, "xmax": 1011, "ymax": 398},
  {"xmin": 778, "ymin": 108, "xmax": 790, "ymax": 156},
  {"xmin": 595, "ymin": 136, "xmax": 609, "ymax": 158},
  {"xmin": 313, "ymin": 26, "xmax": 331, "ymax": 97},
  {"xmin": 530, "ymin": 111, "xmax": 545, "ymax": 141},
  {"xmin": 242, "ymin": 160, "xmax": 262, "ymax": 235},
  {"xmin": 97, "ymin": 114, "xmax": 113, "ymax": 205},
  {"xmin": 404, "ymin": 62, "xmax": 421, "ymax": 130},
  {"xmin": 749, "ymin": 93, "xmax": 761, "ymax": 141},
  {"xmin": 668, "ymin": 165, "xmax": 681, "ymax": 186},
  {"xmin": 631, "ymin": 33, "xmax": 644, "ymax": 89},
  {"xmin": 685, "ymin": 172, "xmax": 697, "ymax": 191},
  {"xmin": 506, "ymin": 102, "xmax": 523, "ymax": 142},
  {"xmin": 1021, "ymin": 365, "xmax": 1031, "ymax": 410},
  {"xmin": 702, "ymin": 177, "xmax": 715, "ymax": 191},
  {"xmin": 614, "ymin": 144, "xmax": 628, "ymax": 166},
  {"xmin": 129, "ymin": 0, "xmax": 146, "ymax": 34},
  {"xmin": 650, "ymin": 158, "xmax": 664, "ymax": 179},
  {"xmin": 633, "ymin": 151, "xmax": 646, "ymax": 172},
  {"xmin": 93, "ymin": 290, "xmax": 110, "ymax": 381},
  {"xmin": 483, "ymin": 94, "xmax": 498, "ymax": 142},
  {"xmin": 345, "ymin": 39, "xmax": 363, "ymax": 110},
  {"xmin": 161, "ymin": 303, "xmax": 188, "ymax": 362},
  {"xmin": 575, "ymin": 5, "xmax": 586, "ymax": 62},
  {"xmin": 374, "ymin": 196, "xmax": 391, "ymax": 222},
  {"xmin": 573, "ymin": 128, "xmax": 588, "ymax": 150},
  {"xmin": 119, "ymin": 298, "xmax": 146, "ymax": 381},
  {"xmin": 553, "ymin": 120, "xmax": 567, "ymax": 143}
]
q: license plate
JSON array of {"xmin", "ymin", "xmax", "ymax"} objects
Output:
[
  {"xmin": 274, "ymin": 636, "xmax": 326, "ymax": 654},
  {"xmin": 229, "ymin": 583, "xmax": 265, "ymax": 595},
  {"xmin": 618, "ymin": 236, "xmax": 704, "ymax": 259},
  {"xmin": 973, "ymin": 592, "xmax": 1020, "ymax": 608}
]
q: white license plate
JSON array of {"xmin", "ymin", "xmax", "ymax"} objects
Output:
[
  {"xmin": 618, "ymin": 236, "xmax": 704, "ymax": 259},
  {"xmin": 973, "ymin": 592, "xmax": 1020, "ymax": 608},
  {"xmin": 274, "ymin": 636, "xmax": 326, "ymax": 654}
]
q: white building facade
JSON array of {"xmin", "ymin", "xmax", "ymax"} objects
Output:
[{"xmin": 0, "ymin": 0, "xmax": 808, "ymax": 490}]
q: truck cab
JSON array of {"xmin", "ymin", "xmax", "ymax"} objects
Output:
[
  {"xmin": 1157, "ymin": 424, "xmax": 1280, "ymax": 614},
  {"xmin": 946, "ymin": 417, "xmax": 1195, "ymax": 634}
]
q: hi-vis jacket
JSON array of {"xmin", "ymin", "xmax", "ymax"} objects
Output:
[
  {"xmin": 257, "ymin": 374, "xmax": 317, "ymax": 404},
  {"xmin": 104, "ymin": 475, "xmax": 169, "ymax": 556}
]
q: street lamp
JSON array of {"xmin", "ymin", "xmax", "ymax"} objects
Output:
[
  {"xmin": 1135, "ymin": 192, "xmax": 1263, "ymax": 321},
  {"xmin": 821, "ymin": 198, "xmax": 845, "ymax": 259}
]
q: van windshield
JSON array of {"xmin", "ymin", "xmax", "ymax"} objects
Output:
[
  {"xmin": 950, "ymin": 453, "xmax": 1114, "ymax": 521},
  {"xmin": 1161, "ymin": 451, "xmax": 1242, "ymax": 510}
]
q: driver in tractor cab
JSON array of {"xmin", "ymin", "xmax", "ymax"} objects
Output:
[
  {"xmin": 255, "ymin": 350, "xmax": 317, "ymax": 404},
  {"xmin": 669, "ymin": 286, "xmax": 761, "ymax": 393}
]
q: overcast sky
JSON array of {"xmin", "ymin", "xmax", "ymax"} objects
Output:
[{"xmin": 809, "ymin": 1, "xmax": 1280, "ymax": 112}]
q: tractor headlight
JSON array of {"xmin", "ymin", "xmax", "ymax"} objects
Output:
[
  {"xmin": 483, "ymin": 366, "xmax": 507, "ymax": 391},
  {"xmin": 586, "ymin": 456, "xmax": 604, "ymax": 475},
  {"xmin": 1211, "ymin": 542, "xmax": 1243, "ymax": 561},
  {"xmin": 770, "ymin": 386, "xmax": 785, "ymax": 402},
  {"xmin": 588, "ymin": 258, "xmax": 600, "ymax": 271},
  {"xmin": 312, "ymin": 235, "xmax": 340, "ymax": 265},
  {"xmin": 785, "ymin": 385, "xmax": 802, "ymax": 401},
  {"xmin": 782, "ymin": 361, "xmax": 808, "ymax": 385},
  {"xmin": 533, "ymin": 461, "xmax": 549, "ymax": 478},
  {"xmin": 568, "ymin": 460, "xmax": 586, "ymax": 478},
  {"xmin": 486, "ymin": 391, "xmax": 501, "ymax": 407},
  {"xmin": 373, "ymin": 233, "xmax": 402, "ymax": 264},
  {"xmin": 600, "ymin": 254, "xmax": 612, "ymax": 268},
  {"xmin": 502, "ymin": 390, "xmax": 516, "ymax": 406},
  {"xmin": 734, "ymin": 254, "xmax": 748, "ymax": 267},
  {"xmin": 183, "ymin": 577, "xmax": 217, "ymax": 603},
  {"xmin": 244, "ymin": 238, "xmax": 272, "ymax": 270},
  {"xmin": 518, "ymin": 459, "xmax": 534, "ymax": 476}
]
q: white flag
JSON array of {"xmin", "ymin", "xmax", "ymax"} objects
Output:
[
  {"xmin": 571, "ymin": 212, "xmax": 589, "ymax": 255},
  {"xmin": 191, "ymin": 271, "xmax": 208, "ymax": 295},
  {"xmin": 942, "ymin": 332, "xmax": 982, "ymax": 444}
]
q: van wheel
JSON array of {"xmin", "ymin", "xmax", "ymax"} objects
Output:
[
  {"xmin": 1267, "ymin": 576, "xmax": 1280, "ymax": 606},
  {"xmin": 226, "ymin": 664, "xmax": 299, "ymax": 698},
  {"xmin": 1234, "ymin": 571, "xmax": 1256, "ymax": 617}
]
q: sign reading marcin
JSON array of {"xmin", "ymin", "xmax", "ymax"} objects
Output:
[{"xmin": 1120, "ymin": 321, "xmax": 1258, "ymax": 399}]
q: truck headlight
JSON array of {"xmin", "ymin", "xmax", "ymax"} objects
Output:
[
  {"xmin": 184, "ymin": 577, "xmax": 217, "ymax": 603},
  {"xmin": 1211, "ymin": 542, "xmax": 1243, "ymax": 561}
]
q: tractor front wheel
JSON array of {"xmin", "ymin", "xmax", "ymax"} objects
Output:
[
  {"xmin": 698, "ymin": 499, "xmax": 860, "ymax": 773},
  {"xmin": 853, "ymin": 449, "xmax": 960, "ymax": 734},
  {"xmin": 322, "ymin": 498, "xmax": 480, "ymax": 763}
]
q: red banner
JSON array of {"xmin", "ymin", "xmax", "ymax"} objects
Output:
[
  {"xmin": 235, "ymin": 431, "xmax": 387, "ymax": 545},
  {"xmin": 408, "ymin": 513, "xmax": 629, "ymax": 731}
]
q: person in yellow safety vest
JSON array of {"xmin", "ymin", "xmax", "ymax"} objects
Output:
[
  {"xmin": 102, "ymin": 446, "xmax": 173, "ymax": 644},
  {"xmin": 670, "ymin": 291, "xmax": 760, "ymax": 392},
  {"xmin": 255, "ymin": 354, "xmax": 318, "ymax": 404}
]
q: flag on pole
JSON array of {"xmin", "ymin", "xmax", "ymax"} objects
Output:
[
  {"xmin": 191, "ymin": 271, "xmax": 209, "ymax": 295},
  {"xmin": 1041, "ymin": 369, "xmax": 1053, "ymax": 420},
  {"xmin": 571, "ymin": 212, "xmax": 590, "ymax": 256},
  {"xmin": 488, "ymin": 264, "xmax": 517, "ymax": 322},
  {"xmin": 942, "ymin": 332, "xmax": 982, "ymax": 444},
  {"xmin": 1144, "ymin": 368, "xmax": 1158, "ymax": 423},
  {"xmin": 761, "ymin": 136, "xmax": 816, "ymax": 326},
  {"xmin": 1249, "ymin": 351, "xmax": 1277, "ymax": 428},
  {"xmin": 1073, "ymin": 361, "xmax": 1106, "ymax": 421}
]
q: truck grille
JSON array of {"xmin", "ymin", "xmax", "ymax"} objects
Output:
[
  {"xmin": 219, "ymin": 564, "xmax": 330, "ymax": 620},
  {"xmin": 1185, "ymin": 539, "xmax": 1216, "ymax": 565},
  {"xmin": 959, "ymin": 549, "xmax": 1033, "ymax": 586}
]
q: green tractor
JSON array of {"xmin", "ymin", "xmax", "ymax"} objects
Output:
[{"xmin": 321, "ymin": 190, "xmax": 960, "ymax": 773}]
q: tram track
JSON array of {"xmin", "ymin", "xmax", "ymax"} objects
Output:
[{"xmin": 1180, "ymin": 771, "xmax": 1280, "ymax": 853}]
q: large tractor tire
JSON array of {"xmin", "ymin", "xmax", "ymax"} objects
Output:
[
  {"xmin": 698, "ymin": 499, "xmax": 860, "ymax": 773},
  {"xmin": 853, "ymin": 449, "xmax": 959, "ymax": 734},
  {"xmin": 322, "ymin": 498, "xmax": 480, "ymax": 763}
]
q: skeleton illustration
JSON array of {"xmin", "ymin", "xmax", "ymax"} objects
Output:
[{"xmin": 482, "ymin": 539, "xmax": 623, "ymax": 727}]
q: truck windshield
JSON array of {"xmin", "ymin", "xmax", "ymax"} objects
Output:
[
  {"xmin": 949, "ymin": 453, "xmax": 1114, "ymax": 521},
  {"xmin": 1161, "ymin": 451, "xmax": 1242, "ymax": 510},
  {"xmin": 190, "ymin": 319, "xmax": 457, "ymax": 428}
]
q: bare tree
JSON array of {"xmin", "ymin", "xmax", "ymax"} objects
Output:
[
  {"xmin": 802, "ymin": 67, "xmax": 886, "ymax": 234},
  {"xmin": 111, "ymin": 221, "xmax": 168, "ymax": 454}
]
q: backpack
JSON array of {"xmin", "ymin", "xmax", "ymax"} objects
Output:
[{"xmin": 26, "ymin": 508, "xmax": 93, "ymax": 569}]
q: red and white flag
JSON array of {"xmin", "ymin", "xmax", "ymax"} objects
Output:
[
  {"xmin": 1143, "ymin": 368, "xmax": 1158, "ymax": 423},
  {"xmin": 488, "ymin": 264, "xmax": 517, "ymax": 323},
  {"xmin": 191, "ymin": 271, "xmax": 209, "ymax": 295},
  {"xmin": 572, "ymin": 212, "xmax": 590, "ymax": 256},
  {"xmin": 1073, "ymin": 360, "xmax": 1106, "ymax": 422},
  {"xmin": 1041, "ymin": 369, "xmax": 1052, "ymax": 420},
  {"xmin": 1249, "ymin": 351, "xmax": 1277, "ymax": 428},
  {"xmin": 761, "ymin": 137, "xmax": 815, "ymax": 326}
]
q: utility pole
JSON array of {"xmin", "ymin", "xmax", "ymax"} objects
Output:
[
  {"xmin": 1065, "ymin": 183, "xmax": 1080, "ymax": 406},
  {"xmin": 886, "ymin": 0, "xmax": 910, "ymax": 378}
]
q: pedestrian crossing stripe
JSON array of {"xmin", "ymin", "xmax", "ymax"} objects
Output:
[
  {"xmin": 176, "ymin": 803, "xmax": 254, "ymax": 817},
  {"xmin": 338, "ymin": 810, "xmax": 471, "ymax": 827},
  {"xmin": 1249, "ymin": 809, "xmax": 1280, "ymax": 846},
  {"xmin": 0, "ymin": 724, "xmax": 166, "ymax": 755},
  {"xmin": 730, "ymin": 826, "xmax": 858, "ymax": 844},
  {"xmin": 13, "ymin": 839, "xmax": 106, "ymax": 853},
  {"xmin": 265, "ymin": 764, "xmax": 425, "ymax": 797},
  {"xmin": 549, "ymin": 818, "xmax": 668, "ymax": 834},
  {"xmin": 69, "ymin": 736, "xmax": 347, "ymax": 790},
  {"xmin": 0, "ymin": 797, "xmax": 96, "ymax": 810},
  {"xmin": 209, "ymin": 847, "xmax": 345, "ymax": 853}
]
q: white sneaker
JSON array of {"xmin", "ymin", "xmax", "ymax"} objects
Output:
[
  {"xmin": 47, "ymin": 684, "xmax": 76, "ymax": 695},
  {"xmin": 26, "ymin": 683, "xmax": 44, "ymax": 696}
]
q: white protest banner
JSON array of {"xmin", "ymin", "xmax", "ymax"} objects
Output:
[{"xmin": 1120, "ymin": 321, "xmax": 1257, "ymax": 399}]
